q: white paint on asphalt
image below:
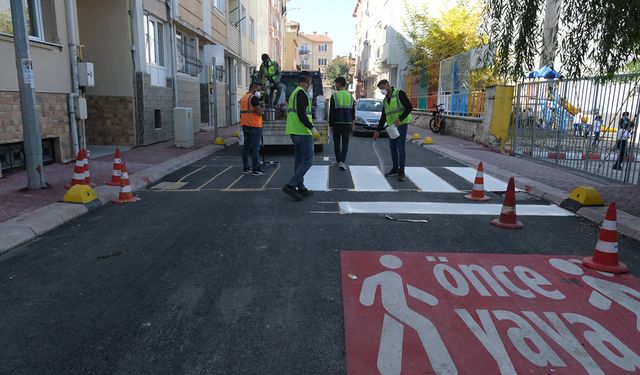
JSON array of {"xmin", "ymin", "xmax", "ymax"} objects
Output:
[
  {"xmin": 445, "ymin": 167, "xmax": 519, "ymax": 192},
  {"xmin": 404, "ymin": 167, "xmax": 461, "ymax": 193},
  {"xmin": 349, "ymin": 166, "xmax": 394, "ymax": 192},
  {"xmin": 338, "ymin": 202, "xmax": 574, "ymax": 216},
  {"xmin": 305, "ymin": 166, "xmax": 330, "ymax": 191}
]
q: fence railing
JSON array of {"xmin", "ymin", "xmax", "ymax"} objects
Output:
[
  {"xmin": 512, "ymin": 74, "xmax": 640, "ymax": 183},
  {"xmin": 408, "ymin": 91, "xmax": 486, "ymax": 117}
]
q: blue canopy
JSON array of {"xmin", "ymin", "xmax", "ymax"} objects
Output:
[{"xmin": 527, "ymin": 66, "xmax": 560, "ymax": 79}]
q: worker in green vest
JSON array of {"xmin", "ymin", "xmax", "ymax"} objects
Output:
[
  {"xmin": 282, "ymin": 71, "xmax": 320, "ymax": 201},
  {"xmin": 373, "ymin": 79, "xmax": 413, "ymax": 181},
  {"xmin": 258, "ymin": 53, "xmax": 283, "ymax": 108},
  {"xmin": 329, "ymin": 77, "xmax": 355, "ymax": 171}
]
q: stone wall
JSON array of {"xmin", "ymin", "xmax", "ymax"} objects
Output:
[
  {"xmin": 137, "ymin": 73, "xmax": 175, "ymax": 145},
  {"xmin": 177, "ymin": 76, "xmax": 201, "ymax": 132},
  {"xmin": 85, "ymin": 95, "xmax": 135, "ymax": 146},
  {"xmin": 413, "ymin": 111, "xmax": 487, "ymax": 143},
  {"xmin": 0, "ymin": 91, "xmax": 72, "ymax": 162}
]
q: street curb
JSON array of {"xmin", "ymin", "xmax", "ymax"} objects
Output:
[
  {"xmin": 0, "ymin": 144, "xmax": 224, "ymax": 254},
  {"xmin": 424, "ymin": 143, "xmax": 640, "ymax": 241}
]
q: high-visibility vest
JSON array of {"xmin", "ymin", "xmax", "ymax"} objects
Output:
[
  {"xmin": 286, "ymin": 86, "xmax": 313, "ymax": 135},
  {"xmin": 384, "ymin": 88, "xmax": 412, "ymax": 126},
  {"xmin": 240, "ymin": 93, "xmax": 262, "ymax": 128},
  {"xmin": 331, "ymin": 90, "xmax": 354, "ymax": 124},
  {"xmin": 262, "ymin": 61, "xmax": 279, "ymax": 79}
]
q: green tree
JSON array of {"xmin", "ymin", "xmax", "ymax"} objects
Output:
[
  {"xmin": 323, "ymin": 56, "xmax": 353, "ymax": 84},
  {"xmin": 402, "ymin": 0, "xmax": 484, "ymax": 72},
  {"xmin": 483, "ymin": 0, "xmax": 640, "ymax": 80}
]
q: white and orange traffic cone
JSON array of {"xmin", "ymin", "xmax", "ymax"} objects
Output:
[
  {"xmin": 112, "ymin": 164, "xmax": 139, "ymax": 204},
  {"xmin": 81, "ymin": 149, "xmax": 95, "ymax": 186},
  {"xmin": 582, "ymin": 202, "xmax": 628, "ymax": 274},
  {"xmin": 490, "ymin": 176, "xmax": 523, "ymax": 229},
  {"xmin": 464, "ymin": 161, "xmax": 491, "ymax": 201},
  {"xmin": 66, "ymin": 149, "xmax": 87, "ymax": 188},
  {"xmin": 107, "ymin": 148, "xmax": 124, "ymax": 186}
]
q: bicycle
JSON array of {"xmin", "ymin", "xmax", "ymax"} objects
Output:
[{"xmin": 429, "ymin": 103, "xmax": 447, "ymax": 134}]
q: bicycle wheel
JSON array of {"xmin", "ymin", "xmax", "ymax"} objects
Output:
[
  {"xmin": 440, "ymin": 117, "xmax": 446, "ymax": 133},
  {"xmin": 429, "ymin": 117, "xmax": 440, "ymax": 133}
]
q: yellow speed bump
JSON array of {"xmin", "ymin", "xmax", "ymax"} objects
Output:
[
  {"xmin": 568, "ymin": 186, "xmax": 604, "ymax": 206},
  {"xmin": 63, "ymin": 184, "xmax": 98, "ymax": 204},
  {"xmin": 214, "ymin": 136, "xmax": 225, "ymax": 145},
  {"xmin": 422, "ymin": 136, "xmax": 433, "ymax": 145},
  {"xmin": 412, "ymin": 133, "xmax": 422, "ymax": 140}
]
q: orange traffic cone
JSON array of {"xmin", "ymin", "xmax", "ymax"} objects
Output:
[
  {"xmin": 465, "ymin": 161, "xmax": 491, "ymax": 201},
  {"xmin": 112, "ymin": 164, "xmax": 139, "ymax": 204},
  {"xmin": 66, "ymin": 149, "xmax": 87, "ymax": 188},
  {"xmin": 107, "ymin": 148, "xmax": 124, "ymax": 186},
  {"xmin": 491, "ymin": 176, "xmax": 523, "ymax": 229},
  {"xmin": 81, "ymin": 149, "xmax": 95, "ymax": 186},
  {"xmin": 582, "ymin": 202, "xmax": 628, "ymax": 274}
]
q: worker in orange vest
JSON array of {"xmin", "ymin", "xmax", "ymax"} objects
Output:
[{"xmin": 240, "ymin": 82, "xmax": 264, "ymax": 175}]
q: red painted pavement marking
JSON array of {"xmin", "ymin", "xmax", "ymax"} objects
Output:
[{"xmin": 341, "ymin": 251, "xmax": 640, "ymax": 375}]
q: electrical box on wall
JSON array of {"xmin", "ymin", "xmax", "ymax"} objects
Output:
[
  {"xmin": 77, "ymin": 62, "xmax": 95, "ymax": 87},
  {"xmin": 74, "ymin": 97, "xmax": 88, "ymax": 120}
]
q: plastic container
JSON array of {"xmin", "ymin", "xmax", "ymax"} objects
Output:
[
  {"xmin": 315, "ymin": 95, "xmax": 327, "ymax": 121},
  {"xmin": 386, "ymin": 124, "xmax": 400, "ymax": 139}
]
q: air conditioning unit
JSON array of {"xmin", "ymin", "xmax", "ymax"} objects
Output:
[{"xmin": 173, "ymin": 107, "xmax": 194, "ymax": 148}]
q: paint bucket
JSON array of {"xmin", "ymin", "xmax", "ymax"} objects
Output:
[{"xmin": 387, "ymin": 124, "xmax": 400, "ymax": 139}]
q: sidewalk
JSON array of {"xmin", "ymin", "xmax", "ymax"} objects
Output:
[
  {"xmin": 410, "ymin": 125, "xmax": 640, "ymax": 239},
  {"xmin": 0, "ymin": 126, "xmax": 239, "ymax": 252}
]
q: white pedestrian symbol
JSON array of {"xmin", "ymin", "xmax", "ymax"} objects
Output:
[
  {"xmin": 549, "ymin": 258, "xmax": 640, "ymax": 332},
  {"xmin": 359, "ymin": 255, "xmax": 457, "ymax": 375}
]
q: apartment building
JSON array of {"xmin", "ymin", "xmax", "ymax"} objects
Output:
[
  {"xmin": 297, "ymin": 31, "xmax": 332, "ymax": 73},
  {"xmin": 1, "ymin": 0, "xmax": 258, "ymax": 174},
  {"xmin": 255, "ymin": 0, "xmax": 285, "ymax": 68},
  {"xmin": 0, "ymin": 0, "xmax": 75, "ymax": 173},
  {"xmin": 352, "ymin": 0, "xmax": 453, "ymax": 98},
  {"xmin": 283, "ymin": 20, "xmax": 300, "ymax": 70}
]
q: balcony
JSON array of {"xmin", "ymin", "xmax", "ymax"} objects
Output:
[
  {"xmin": 299, "ymin": 48, "xmax": 311, "ymax": 55},
  {"xmin": 300, "ymin": 64, "xmax": 311, "ymax": 70}
]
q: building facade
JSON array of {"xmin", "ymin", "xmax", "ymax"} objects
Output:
[
  {"xmin": 255, "ymin": 0, "xmax": 285, "ymax": 68},
  {"xmin": 283, "ymin": 21, "xmax": 299, "ymax": 70},
  {"xmin": 0, "ymin": 0, "xmax": 75, "ymax": 173},
  {"xmin": 297, "ymin": 31, "xmax": 332, "ymax": 73},
  {"xmin": 1, "ymin": 0, "xmax": 261, "ymax": 175}
]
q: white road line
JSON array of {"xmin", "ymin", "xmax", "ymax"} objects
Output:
[
  {"xmin": 177, "ymin": 165, "xmax": 207, "ymax": 182},
  {"xmin": 405, "ymin": 167, "xmax": 461, "ymax": 193},
  {"xmin": 349, "ymin": 166, "xmax": 394, "ymax": 192},
  {"xmin": 338, "ymin": 202, "xmax": 574, "ymax": 216},
  {"xmin": 304, "ymin": 165, "xmax": 330, "ymax": 191},
  {"xmin": 445, "ymin": 167, "xmax": 519, "ymax": 192}
]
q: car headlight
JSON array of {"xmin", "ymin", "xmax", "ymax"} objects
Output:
[{"xmin": 355, "ymin": 116, "xmax": 366, "ymax": 124}]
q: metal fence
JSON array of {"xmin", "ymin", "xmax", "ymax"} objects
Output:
[{"xmin": 512, "ymin": 74, "xmax": 640, "ymax": 183}]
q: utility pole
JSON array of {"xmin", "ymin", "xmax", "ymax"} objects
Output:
[{"xmin": 10, "ymin": 0, "xmax": 46, "ymax": 189}]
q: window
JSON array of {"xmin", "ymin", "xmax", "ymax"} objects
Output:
[
  {"xmin": 228, "ymin": 0, "xmax": 238, "ymax": 26},
  {"xmin": 240, "ymin": 6, "xmax": 246, "ymax": 33},
  {"xmin": 318, "ymin": 58, "xmax": 328, "ymax": 66},
  {"xmin": 319, "ymin": 44, "xmax": 328, "ymax": 52},
  {"xmin": 176, "ymin": 31, "xmax": 198, "ymax": 76},
  {"xmin": 249, "ymin": 17, "xmax": 254, "ymax": 42},
  {"xmin": 144, "ymin": 15, "xmax": 164, "ymax": 67},
  {"xmin": 0, "ymin": 0, "xmax": 45, "ymax": 40},
  {"xmin": 213, "ymin": 0, "xmax": 225, "ymax": 13}
]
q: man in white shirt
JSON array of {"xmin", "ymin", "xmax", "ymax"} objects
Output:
[
  {"xmin": 613, "ymin": 115, "xmax": 633, "ymax": 170},
  {"xmin": 573, "ymin": 110, "xmax": 583, "ymax": 136}
]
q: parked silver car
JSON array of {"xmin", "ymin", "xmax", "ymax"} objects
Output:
[{"xmin": 353, "ymin": 98, "xmax": 384, "ymax": 136}]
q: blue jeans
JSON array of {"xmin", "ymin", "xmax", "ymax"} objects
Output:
[
  {"xmin": 289, "ymin": 134, "xmax": 314, "ymax": 188},
  {"xmin": 242, "ymin": 126, "xmax": 262, "ymax": 170},
  {"xmin": 389, "ymin": 124, "xmax": 408, "ymax": 172}
]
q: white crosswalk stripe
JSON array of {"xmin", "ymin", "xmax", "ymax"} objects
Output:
[
  {"xmin": 445, "ymin": 167, "xmax": 518, "ymax": 192},
  {"xmin": 404, "ymin": 167, "xmax": 461, "ymax": 193},
  {"xmin": 349, "ymin": 166, "xmax": 394, "ymax": 192},
  {"xmin": 304, "ymin": 166, "xmax": 330, "ymax": 192},
  {"xmin": 338, "ymin": 202, "xmax": 574, "ymax": 216}
]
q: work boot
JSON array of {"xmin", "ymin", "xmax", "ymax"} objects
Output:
[
  {"xmin": 282, "ymin": 185, "xmax": 303, "ymax": 201},
  {"xmin": 242, "ymin": 167, "xmax": 252, "ymax": 174},
  {"xmin": 297, "ymin": 188, "xmax": 314, "ymax": 197},
  {"xmin": 384, "ymin": 169, "xmax": 399, "ymax": 177}
]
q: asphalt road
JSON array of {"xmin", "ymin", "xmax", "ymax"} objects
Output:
[{"xmin": 1, "ymin": 135, "xmax": 639, "ymax": 375}]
